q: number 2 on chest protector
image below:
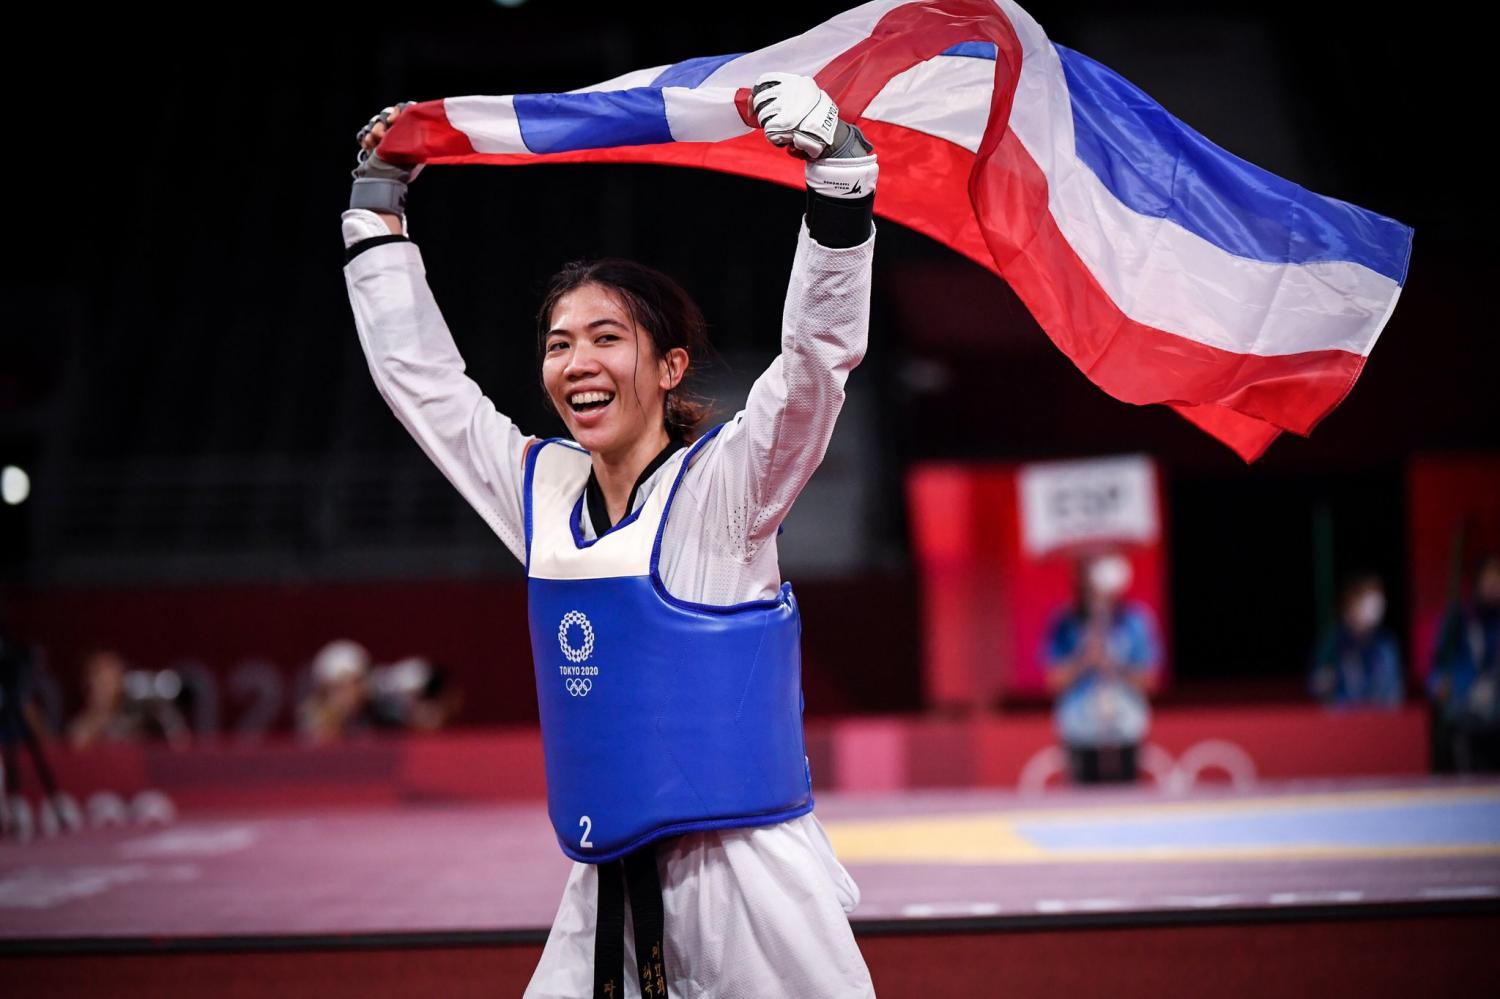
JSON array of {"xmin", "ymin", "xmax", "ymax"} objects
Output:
[{"xmin": 579, "ymin": 815, "xmax": 594, "ymax": 848}]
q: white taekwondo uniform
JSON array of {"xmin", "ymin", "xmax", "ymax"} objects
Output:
[{"xmin": 342, "ymin": 206, "xmax": 877, "ymax": 998}]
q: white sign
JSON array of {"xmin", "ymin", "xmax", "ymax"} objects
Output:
[{"xmin": 1018, "ymin": 455, "xmax": 1159, "ymax": 556}]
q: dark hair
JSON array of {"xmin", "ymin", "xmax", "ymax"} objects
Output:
[{"xmin": 536, "ymin": 258, "xmax": 712, "ymax": 443}]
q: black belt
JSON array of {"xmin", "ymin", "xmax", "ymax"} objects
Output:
[{"xmin": 593, "ymin": 845, "xmax": 669, "ymax": 999}]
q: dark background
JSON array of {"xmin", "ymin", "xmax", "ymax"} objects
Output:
[{"xmin": 0, "ymin": 1, "xmax": 1489, "ymax": 712}]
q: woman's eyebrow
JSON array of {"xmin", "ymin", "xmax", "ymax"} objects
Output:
[{"xmin": 547, "ymin": 318, "xmax": 629, "ymax": 337}]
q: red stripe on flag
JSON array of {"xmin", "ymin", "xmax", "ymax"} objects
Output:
[
  {"xmin": 405, "ymin": 123, "xmax": 1359, "ymax": 450},
  {"xmin": 866, "ymin": 116, "xmax": 1361, "ymax": 445},
  {"xmin": 856, "ymin": 119, "xmax": 1358, "ymax": 447},
  {"xmin": 815, "ymin": 0, "xmax": 1022, "ymax": 120},
  {"xmin": 734, "ymin": 87, "xmax": 757, "ymax": 129},
  {"xmin": 380, "ymin": 0, "xmax": 1364, "ymax": 458},
  {"xmin": 1170, "ymin": 404, "xmax": 1283, "ymax": 463},
  {"xmin": 968, "ymin": 121, "xmax": 1364, "ymax": 439},
  {"xmin": 415, "ymin": 130, "xmax": 806, "ymax": 185},
  {"xmin": 377, "ymin": 100, "xmax": 474, "ymax": 165}
]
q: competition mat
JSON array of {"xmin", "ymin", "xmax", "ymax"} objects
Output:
[
  {"xmin": 4, "ymin": 776, "xmax": 1497, "ymax": 939},
  {"xmin": 5, "ymin": 780, "xmax": 1494, "ymax": 996}
]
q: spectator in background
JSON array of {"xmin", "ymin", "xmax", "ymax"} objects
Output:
[
  {"xmin": 1309, "ymin": 573, "xmax": 1404, "ymax": 709},
  {"xmin": 1429, "ymin": 554, "xmax": 1500, "ymax": 771},
  {"xmin": 297, "ymin": 640, "xmax": 375, "ymax": 743},
  {"xmin": 1044, "ymin": 550, "xmax": 1162, "ymax": 784},
  {"xmin": 367, "ymin": 657, "xmax": 462, "ymax": 732},
  {"xmin": 67, "ymin": 649, "xmax": 191, "ymax": 750}
]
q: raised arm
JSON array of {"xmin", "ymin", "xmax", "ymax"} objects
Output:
[
  {"xmin": 342, "ymin": 104, "xmax": 531, "ymax": 563},
  {"xmin": 708, "ymin": 75, "xmax": 878, "ymax": 551}
]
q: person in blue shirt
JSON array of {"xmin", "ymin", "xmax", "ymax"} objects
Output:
[
  {"xmin": 1429, "ymin": 554, "xmax": 1500, "ymax": 771},
  {"xmin": 1309, "ymin": 573, "xmax": 1404, "ymax": 709},
  {"xmin": 1044, "ymin": 551, "xmax": 1162, "ymax": 784}
]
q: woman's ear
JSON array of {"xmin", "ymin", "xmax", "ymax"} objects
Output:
[{"xmin": 659, "ymin": 347, "xmax": 689, "ymax": 391}]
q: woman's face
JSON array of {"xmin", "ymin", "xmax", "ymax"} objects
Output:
[{"xmin": 542, "ymin": 283, "xmax": 684, "ymax": 457}]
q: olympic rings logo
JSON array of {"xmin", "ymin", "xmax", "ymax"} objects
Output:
[
  {"xmin": 558, "ymin": 610, "xmax": 595, "ymax": 663},
  {"xmin": 565, "ymin": 678, "xmax": 593, "ymax": 697}
]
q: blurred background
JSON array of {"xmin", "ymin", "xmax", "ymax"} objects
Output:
[
  {"xmin": 0, "ymin": 0, "xmax": 1491, "ymax": 788},
  {"xmin": 2, "ymin": 3, "xmax": 1495, "ymax": 995}
]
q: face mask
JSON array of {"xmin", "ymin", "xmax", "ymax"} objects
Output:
[{"xmin": 1088, "ymin": 555, "xmax": 1132, "ymax": 598}]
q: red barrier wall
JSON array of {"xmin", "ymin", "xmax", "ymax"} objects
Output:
[
  {"xmin": 1, "ymin": 575, "xmax": 922, "ymax": 732},
  {"xmin": 1406, "ymin": 454, "xmax": 1500, "ymax": 678},
  {"xmin": 17, "ymin": 704, "xmax": 1428, "ymax": 812}
]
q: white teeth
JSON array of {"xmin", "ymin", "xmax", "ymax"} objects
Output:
[{"xmin": 569, "ymin": 391, "xmax": 614, "ymax": 406}]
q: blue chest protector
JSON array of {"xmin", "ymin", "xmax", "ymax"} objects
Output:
[{"xmin": 524, "ymin": 425, "xmax": 814, "ymax": 863}]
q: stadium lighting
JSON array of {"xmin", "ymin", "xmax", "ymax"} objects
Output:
[{"xmin": 1, "ymin": 465, "xmax": 29, "ymax": 505}]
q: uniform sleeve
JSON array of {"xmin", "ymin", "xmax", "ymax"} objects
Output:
[
  {"xmin": 341, "ymin": 208, "xmax": 532, "ymax": 564},
  {"xmin": 1372, "ymin": 634, "xmax": 1405, "ymax": 707},
  {"xmin": 703, "ymin": 217, "xmax": 874, "ymax": 556},
  {"xmin": 1043, "ymin": 612, "xmax": 1076, "ymax": 668},
  {"xmin": 1124, "ymin": 604, "xmax": 1161, "ymax": 672}
]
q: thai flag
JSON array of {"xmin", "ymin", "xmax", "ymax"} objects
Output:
[{"xmin": 377, "ymin": 0, "xmax": 1412, "ymax": 462}]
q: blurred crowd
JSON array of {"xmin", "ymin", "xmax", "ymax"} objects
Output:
[
  {"xmin": 295, "ymin": 639, "xmax": 462, "ymax": 744},
  {"xmin": 1, "ymin": 627, "xmax": 465, "ymax": 838},
  {"xmin": 0, "ymin": 628, "xmax": 463, "ymax": 768},
  {"xmin": 3, "ymin": 551, "xmax": 1499, "ymax": 790},
  {"xmin": 1428, "ymin": 555, "xmax": 1500, "ymax": 772},
  {"xmin": 1300, "ymin": 554, "xmax": 1500, "ymax": 774},
  {"xmin": 1037, "ymin": 547, "xmax": 1500, "ymax": 785}
]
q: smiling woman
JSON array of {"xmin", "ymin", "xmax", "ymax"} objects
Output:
[
  {"xmin": 536, "ymin": 260, "xmax": 707, "ymax": 529},
  {"xmin": 342, "ymin": 73, "xmax": 879, "ymax": 998}
]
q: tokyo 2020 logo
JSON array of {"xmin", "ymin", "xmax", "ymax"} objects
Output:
[
  {"xmin": 558, "ymin": 610, "xmax": 595, "ymax": 663},
  {"xmin": 558, "ymin": 611, "xmax": 597, "ymax": 697}
]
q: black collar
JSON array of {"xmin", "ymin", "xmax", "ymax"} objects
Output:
[{"xmin": 585, "ymin": 439, "xmax": 686, "ymax": 535}]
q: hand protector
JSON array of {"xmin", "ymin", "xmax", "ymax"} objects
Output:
[
  {"xmin": 350, "ymin": 102, "xmax": 423, "ymax": 216},
  {"xmin": 805, "ymin": 151, "xmax": 878, "ymax": 200},
  {"xmin": 806, "ymin": 120, "xmax": 877, "ymax": 201},
  {"xmin": 752, "ymin": 73, "xmax": 840, "ymax": 160}
]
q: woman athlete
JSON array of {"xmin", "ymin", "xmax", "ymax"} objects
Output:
[{"xmin": 343, "ymin": 73, "xmax": 879, "ymax": 998}]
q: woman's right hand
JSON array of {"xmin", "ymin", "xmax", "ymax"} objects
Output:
[
  {"xmin": 356, "ymin": 102, "xmax": 412, "ymax": 158},
  {"xmin": 350, "ymin": 101, "xmax": 423, "ymax": 224}
]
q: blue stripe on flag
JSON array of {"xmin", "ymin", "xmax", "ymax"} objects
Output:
[
  {"xmin": 651, "ymin": 53, "xmax": 743, "ymax": 89},
  {"xmin": 939, "ymin": 41, "xmax": 997, "ymax": 59},
  {"xmin": 1056, "ymin": 45, "xmax": 1411, "ymax": 283},
  {"xmin": 513, "ymin": 89, "xmax": 675, "ymax": 154}
]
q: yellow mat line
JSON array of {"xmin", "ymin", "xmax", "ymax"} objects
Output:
[
  {"xmin": 825, "ymin": 825, "xmax": 1500, "ymax": 865},
  {"xmin": 831, "ymin": 783, "xmax": 1500, "ymax": 834}
]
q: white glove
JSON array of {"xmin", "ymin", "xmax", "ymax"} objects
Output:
[{"xmin": 752, "ymin": 73, "xmax": 840, "ymax": 160}]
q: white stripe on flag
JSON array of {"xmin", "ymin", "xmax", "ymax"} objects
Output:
[
  {"xmin": 568, "ymin": 65, "xmax": 672, "ymax": 95},
  {"xmin": 699, "ymin": 0, "xmax": 912, "ymax": 88},
  {"xmin": 997, "ymin": 0, "xmax": 1394, "ymax": 357},
  {"xmin": 444, "ymin": 95, "xmax": 526, "ymax": 155},
  {"xmin": 662, "ymin": 86, "xmax": 756, "ymax": 143},
  {"xmin": 863, "ymin": 54, "xmax": 994, "ymax": 152},
  {"xmin": 438, "ymin": 0, "xmax": 1397, "ymax": 359}
]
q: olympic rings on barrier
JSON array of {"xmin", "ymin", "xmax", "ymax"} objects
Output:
[
  {"xmin": 1017, "ymin": 740, "xmax": 1258, "ymax": 796},
  {"xmin": 565, "ymin": 678, "xmax": 593, "ymax": 697}
]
